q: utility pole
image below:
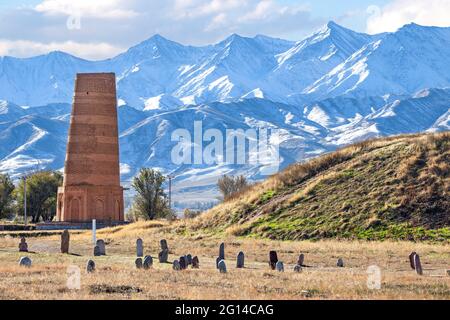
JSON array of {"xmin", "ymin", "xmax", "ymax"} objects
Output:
[
  {"xmin": 168, "ymin": 175, "xmax": 173, "ymax": 211},
  {"xmin": 167, "ymin": 174, "xmax": 177, "ymax": 211},
  {"xmin": 21, "ymin": 160, "xmax": 41, "ymax": 227},
  {"xmin": 23, "ymin": 176, "xmax": 27, "ymax": 226}
]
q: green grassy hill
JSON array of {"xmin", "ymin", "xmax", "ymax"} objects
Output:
[{"xmin": 185, "ymin": 132, "xmax": 450, "ymax": 241}]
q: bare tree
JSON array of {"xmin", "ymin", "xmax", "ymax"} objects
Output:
[{"xmin": 217, "ymin": 175, "xmax": 249, "ymax": 201}]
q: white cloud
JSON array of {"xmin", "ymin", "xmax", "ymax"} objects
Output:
[
  {"xmin": 35, "ymin": 0, "xmax": 139, "ymax": 19},
  {"xmin": 0, "ymin": 0, "xmax": 324, "ymax": 59},
  {"xmin": 173, "ymin": 0, "xmax": 243, "ymax": 19},
  {"xmin": 367, "ymin": 0, "xmax": 450, "ymax": 34},
  {"xmin": 0, "ymin": 39, "xmax": 124, "ymax": 60},
  {"xmin": 239, "ymin": 0, "xmax": 309, "ymax": 23},
  {"xmin": 240, "ymin": 0, "xmax": 278, "ymax": 21},
  {"xmin": 205, "ymin": 13, "xmax": 228, "ymax": 31}
]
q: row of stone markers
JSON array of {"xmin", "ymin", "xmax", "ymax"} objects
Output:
[
  {"xmin": 16, "ymin": 234, "xmax": 450, "ymax": 277},
  {"xmin": 135, "ymin": 238, "xmax": 201, "ymax": 270},
  {"xmin": 173, "ymin": 254, "xmax": 200, "ymax": 270},
  {"xmin": 135, "ymin": 256, "xmax": 153, "ymax": 269},
  {"xmin": 210, "ymin": 244, "xmax": 341, "ymax": 274}
]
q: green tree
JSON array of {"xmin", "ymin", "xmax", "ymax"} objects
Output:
[
  {"xmin": 0, "ymin": 174, "xmax": 15, "ymax": 219},
  {"xmin": 217, "ymin": 175, "xmax": 249, "ymax": 201},
  {"xmin": 131, "ymin": 168, "xmax": 172, "ymax": 220},
  {"xmin": 15, "ymin": 171, "xmax": 63, "ymax": 223}
]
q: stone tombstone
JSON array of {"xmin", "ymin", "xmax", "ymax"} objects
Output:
[
  {"xmin": 135, "ymin": 257, "xmax": 143, "ymax": 269},
  {"xmin": 192, "ymin": 256, "xmax": 200, "ymax": 269},
  {"xmin": 179, "ymin": 256, "xmax": 188, "ymax": 270},
  {"xmin": 61, "ymin": 230, "xmax": 70, "ymax": 254},
  {"xmin": 159, "ymin": 249, "xmax": 169, "ymax": 263},
  {"xmin": 86, "ymin": 260, "xmax": 96, "ymax": 273},
  {"xmin": 96, "ymin": 239, "xmax": 106, "ymax": 256},
  {"xmin": 269, "ymin": 251, "xmax": 278, "ymax": 270},
  {"xmin": 276, "ymin": 261, "xmax": 284, "ymax": 272},
  {"xmin": 19, "ymin": 237, "xmax": 28, "ymax": 252},
  {"xmin": 143, "ymin": 256, "xmax": 153, "ymax": 270},
  {"xmin": 136, "ymin": 238, "xmax": 143, "ymax": 257},
  {"xmin": 219, "ymin": 242, "xmax": 225, "ymax": 260},
  {"xmin": 93, "ymin": 245, "xmax": 101, "ymax": 257},
  {"xmin": 337, "ymin": 258, "xmax": 344, "ymax": 268},
  {"xmin": 19, "ymin": 256, "xmax": 32, "ymax": 267},
  {"xmin": 186, "ymin": 254, "xmax": 192, "ymax": 265},
  {"xmin": 160, "ymin": 239, "xmax": 168, "ymax": 251},
  {"xmin": 298, "ymin": 253, "xmax": 305, "ymax": 266},
  {"xmin": 218, "ymin": 259, "xmax": 227, "ymax": 273},
  {"xmin": 236, "ymin": 251, "xmax": 245, "ymax": 268},
  {"xmin": 294, "ymin": 265, "xmax": 302, "ymax": 273},
  {"xmin": 159, "ymin": 239, "xmax": 169, "ymax": 263},
  {"xmin": 216, "ymin": 257, "xmax": 221, "ymax": 269},
  {"xmin": 414, "ymin": 254, "xmax": 423, "ymax": 275},
  {"xmin": 409, "ymin": 252, "xmax": 417, "ymax": 270},
  {"xmin": 173, "ymin": 260, "xmax": 181, "ymax": 271}
]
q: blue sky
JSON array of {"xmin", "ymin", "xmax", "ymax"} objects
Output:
[
  {"xmin": 0, "ymin": 0, "xmax": 447, "ymax": 59},
  {"xmin": 0, "ymin": 0, "xmax": 391, "ymax": 32}
]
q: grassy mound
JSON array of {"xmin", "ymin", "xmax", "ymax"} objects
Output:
[{"xmin": 185, "ymin": 132, "xmax": 450, "ymax": 241}]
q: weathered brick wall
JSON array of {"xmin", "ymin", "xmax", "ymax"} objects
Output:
[{"xmin": 56, "ymin": 73, "xmax": 124, "ymax": 222}]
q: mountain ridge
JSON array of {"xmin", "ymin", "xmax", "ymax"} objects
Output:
[{"xmin": 1, "ymin": 22, "xmax": 449, "ymax": 109}]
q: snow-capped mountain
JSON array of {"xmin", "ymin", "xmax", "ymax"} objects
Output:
[
  {"xmin": 2, "ymin": 22, "xmax": 448, "ymax": 110},
  {"xmin": 306, "ymin": 23, "xmax": 450, "ymax": 99},
  {"xmin": 0, "ymin": 21, "xmax": 449, "ymax": 205},
  {"xmin": 267, "ymin": 22, "xmax": 378, "ymax": 99},
  {"xmin": 0, "ymin": 52, "xmax": 98, "ymax": 107}
]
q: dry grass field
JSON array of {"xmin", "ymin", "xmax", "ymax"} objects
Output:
[{"xmin": 0, "ymin": 221, "xmax": 449, "ymax": 300}]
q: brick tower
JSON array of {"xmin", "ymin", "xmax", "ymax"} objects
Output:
[{"xmin": 56, "ymin": 73, "xmax": 124, "ymax": 222}]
